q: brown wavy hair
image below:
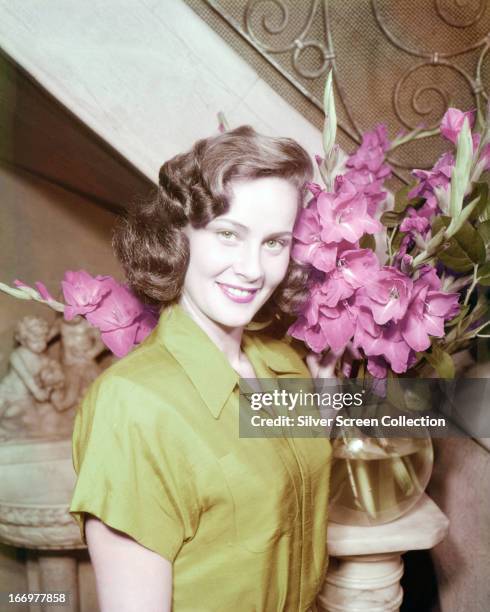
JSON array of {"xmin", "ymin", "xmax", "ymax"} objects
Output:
[{"xmin": 113, "ymin": 125, "xmax": 313, "ymax": 334}]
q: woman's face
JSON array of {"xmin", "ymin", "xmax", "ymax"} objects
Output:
[{"xmin": 181, "ymin": 176, "xmax": 299, "ymax": 330}]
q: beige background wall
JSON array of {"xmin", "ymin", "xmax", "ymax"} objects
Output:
[
  {"xmin": 0, "ymin": 164, "xmax": 121, "ymax": 376},
  {"xmin": 0, "ymin": 164, "xmax": 118, "ymax": 611}
]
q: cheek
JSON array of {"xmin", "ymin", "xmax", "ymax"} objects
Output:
[
  {"xmin": 265, "ymin": 251, "xmax": 291, "ymax": 287},
  {"xmin": 185, "ymin": 234, "xmax": 232, "ymax": 279}
]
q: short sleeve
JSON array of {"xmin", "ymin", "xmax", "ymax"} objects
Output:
[{"xmin": 69, "ymin": 375, "xmax": 199, "ymax": 562}]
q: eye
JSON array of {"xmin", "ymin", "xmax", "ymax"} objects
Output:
[
  {"xmin": 264, "ymin": 238, "xmax": 286, "ymax": 250},
  {"xmin": 217, "ymin": 230, "xmax": 237, "ymax": 241}
]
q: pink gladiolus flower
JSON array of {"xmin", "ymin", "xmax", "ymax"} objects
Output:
[
  {"xmin": 354, "ymin": 318, "xmax": 412, "ymax": 374},
  {"xmin": 135, "ymin": 307, "xmax": 159, "ymax": 344},
  {"xmin": 306, "ymin": 182, "xmax": 323, "ymax": 197},
  {"xmin": 409, "ymin": 152, "xmax": 454, "ymax": 201},
  {"xmin": 292, "ymin": 241, "xmax": 338, "ymax": 273},
  {"xmin": 14, "ymin": 279, "xmax": 58, "ymax": 303},
  {"xmin": 298, "ymin": 282, "xmax": 333, "ymax": 327},
  {"xmin": 99, "ymin": 305, "xmax": 158, "ymax": 358},
  {"xmin": 347, "ymin": 124, "xmax": 390, "ymax": 174},
  {"xmin": 336, "ymin": 248, "xmax": 379, "ymax": 288},
  {"xmin": 339, "ymin": 125, "xmax": 392, "ymax": 216},
  {"xmin": 322, "ymin": 249, "xmax": 379, "ymax": 307},
  {"xmin": 320, "ymin": 304, "xmax": 355, "ymax": 352},
  {"xmin": 440, "ymin": 108, "xmax": 475, "ymax": 144},
  {"xmin": 416, "ymin": 265, "xmax": 442, "ymax": 291},
  {"xmin": 347, "ymin": 290, "xmax": 414, "ymax": 374},
  {"xmin": 406, "ymin": 151, "xmax": 455, "ymax": 225},
  {"xmin": 367, "ymin": 355, "xmax": 388, "ymax": 379},
  {"xmin": 288, "ymin": 294, "xmax": 354, "ymax": 354},
  {"xmin": 400, "ymin": 274, "xmax": 460, "ymax": 352},
  {"xmin": 363, "ymin": 267, "xmax": 413, "ymax": 325},
  {"xmin": 99, "ymin": 326, "xmax": 140, "ymax": 358},
  {"xmin": 13, "ymin": 279, "xmax": 29, "ymax": 289},
  {"xmin": 60, "ymin": 270, "xmax": 158, "ymax": 357},
  {"xmin": 35, "ymin": 282, "xmax": 56, "ymax": 302},
  {"xmin": 317, "ymin": 184, "xmax": 382, "ymax": 244},
  {"xmin": 292, "ymin": 205, "xmax": 338, "ymax": 273},
  {"xmin": 62, "ymin": 270, "xmax": 110, "ymax": 320},
  {"xmin": 393, "ymin": 234, "xmax": 413, "ymax": 269},
  {"xmin": 341, "ymin": 170, "xmax": 389, "ymax": 216},
  {"xmin": 400, "ymin": 212, "xmax": 430, "ymax": 235},
  {"xmin": 85, "ymin": 276, "xmax": 144, "ymax": 332}
]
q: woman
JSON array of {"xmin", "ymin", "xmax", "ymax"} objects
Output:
[{"xmin": 69, "ymin": 126, "xmax": 335, "ymax": 611}]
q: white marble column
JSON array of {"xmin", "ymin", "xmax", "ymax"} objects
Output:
[{"xmin": 318, "ymin": 494, "xmax": 449, "ymax": 612}]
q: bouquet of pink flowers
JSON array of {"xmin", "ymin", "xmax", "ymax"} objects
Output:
[{"xmin": 289, "ymin": 72, "xmax": 490, "ymax": 380}]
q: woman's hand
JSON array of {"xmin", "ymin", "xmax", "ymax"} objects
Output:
[
  {"xmin": 306, "ymin": 343, "xmax": 362, "ymax": 381},
  {"xmin": 306, "ymin": 348, "xmax": 343, "ymax": 380}
]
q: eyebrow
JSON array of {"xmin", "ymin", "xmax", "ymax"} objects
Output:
[{"xmin": 210, "ymin": 219, "xmax": 293, "ymax": 238}]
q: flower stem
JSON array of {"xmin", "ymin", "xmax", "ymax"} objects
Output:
[
  {"xmin": 455, "ymin": 264, "xmax": 479, "ymax": 339},
  {"xmin": 464, "ymin": 264, "xmax": 479, "ymax": 307},
  {"xmin": 387, "ymin": 228, "xmax": 397, "ymax": 264}
]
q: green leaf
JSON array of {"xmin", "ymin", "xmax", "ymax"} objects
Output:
[
  {"xmin": 467, "ymin": 182, "xmax": 489, "ymax": 221},
  {"xmin": 381, "ymin": 211, "xmax": 403, "ymax": 228},
  {"xmin": 392, "ymin": 230, "xmax": 405, "ymax": 252},
  {"xmin": 478, "ymin": 262, "xmax": 490, "ymax": 286},
  {"xmin": 394, "ymin": 185, "xmax": 411, "ymax": 213},
  {"xmin": 453, "ymin": 220, "xmax": 486, "ymax": 264},
  {"xmin": 393, "ymin": 185, "xmax": 425, "ymax": 213},
  {"xmin": 447, "ymin": 195, "xmax": 482, "ymax": 236},
  {"xmin": 424, "ymin": 345, "xmax": 455, "ymax": 378},
  {"xmin": 359, "ymin": 233, "xmax": 376, "ymax": 251},
  {"xmin": 477, "ymin": 219, "xmax": 490, "ymax": 248},
  {"xmin": 432, "ymin": 216, "xmax": 450, "ymax": 233},
  {"xmin": 432, "ymin": 216, "xmax": 486, "ymax": 269},
  {"xmin": 432, "ymin": 217, "xmax": 472, "ymax": 271}
]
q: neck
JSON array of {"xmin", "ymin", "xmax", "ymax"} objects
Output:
[{"xmin": 178, "ymin": 294, "xmax": 245, "ymax": 370}]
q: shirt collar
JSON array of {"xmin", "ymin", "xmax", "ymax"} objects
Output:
[{"xmin": 153, "ymin": 304, "xmax": 305, "ymax": 419}]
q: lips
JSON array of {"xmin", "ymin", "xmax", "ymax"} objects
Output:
[{"xmin": 216, "ymin": 282, "xmax": 260, "ymax": 304}]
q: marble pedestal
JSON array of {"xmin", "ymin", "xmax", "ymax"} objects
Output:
[
  {"xmin": 0, "ymin": 439, "xmax": 84, "ymax": 612},
  {"xmin": 317, "ymin": 494, "xmax": 449, "ymax": 612}
]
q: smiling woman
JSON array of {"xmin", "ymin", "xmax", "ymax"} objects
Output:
[{"xmin": 69, "ymin": 126, "xmax": 333, "ymax": 611}]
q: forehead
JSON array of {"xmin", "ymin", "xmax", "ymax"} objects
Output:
[{"xmin": 219, "ymin": 176, "xmax": 299, "ymax": 230}]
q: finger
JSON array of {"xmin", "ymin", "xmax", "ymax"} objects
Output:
[{"xmin": 306, "ymin": 352, "xmax": 322, "ymax": 377}]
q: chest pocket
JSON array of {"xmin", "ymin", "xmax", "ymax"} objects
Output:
[{"xmin": 218, "ymin": 444, "xmax": 300, "ymax": 553}]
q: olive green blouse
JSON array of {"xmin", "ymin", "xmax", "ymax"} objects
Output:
[{"xmin": 69, "ymin": 304, "xmax": 331, "ymax": 611}]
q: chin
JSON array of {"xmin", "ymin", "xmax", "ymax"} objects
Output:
[
  {"xmin": 208, "ymin": 302, "xmax": 263, "ymax": 330},
  {"xmin": 213, "ymin": 312, "xmax": 255, "ymax": 329}
]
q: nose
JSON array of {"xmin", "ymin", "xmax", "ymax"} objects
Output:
[{"xmin": 232, "ymin": 242, "xmax": 264, "ymax": 284}]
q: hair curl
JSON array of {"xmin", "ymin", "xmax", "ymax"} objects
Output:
[{"xmin": 113, "ymin": 125, "xmax": 313, "ymax": 334}]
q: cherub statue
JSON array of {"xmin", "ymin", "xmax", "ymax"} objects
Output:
[
  {"xmin": 0, "ymin": 316, "xmax": 64, "ymax": 438},
  {"xmin": 50, "ymin": 316, "xmax": 104, "ymax": 412},
  {"xmin": 0, "ymin": 315, "xmax": 106, "ymax": 440}
]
